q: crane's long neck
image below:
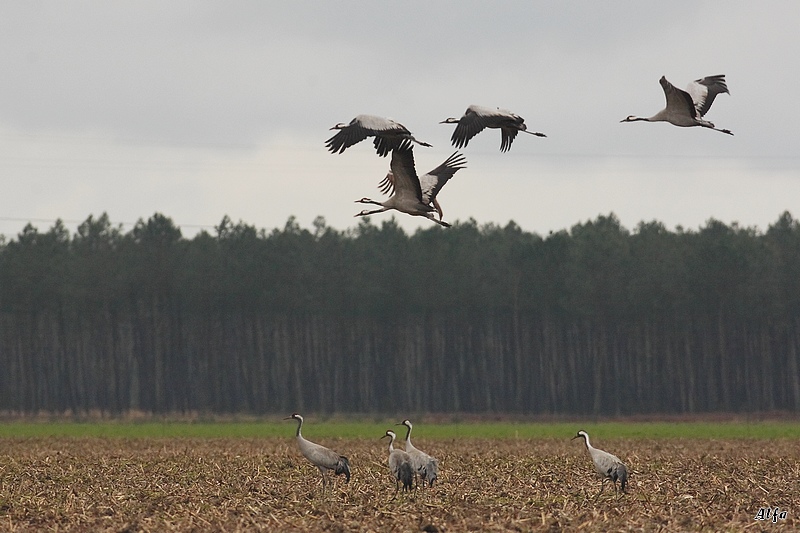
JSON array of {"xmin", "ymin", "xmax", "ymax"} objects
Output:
[
  {"xmin": 581, "ymin": 434, "xmax": 593, "ymax": 451},
  {"xmin": 355, "ymin": 204, "xmax": 389, "ymax": 217},
  {"xmin": 357, "ymin": 198, "xmax": 384, "ymax": 207},
  {"xmin": 387, "ymin": 434, "xmax": 396, "ymax": 452},
  {"xmin": 403, "ymin": 424, "xmax": 413, "ymax": 446},
  {"xmin": 294, "ymin": 417, "xmax": 303, "ymax": 438},
  {"xmin": 647, "ymin": 109, "xmax": 671, "ymax": 122}
]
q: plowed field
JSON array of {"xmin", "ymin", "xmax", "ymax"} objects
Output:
[{"xmin": 1, "ymin": 437, "xmax": 797, "ymax": 531}]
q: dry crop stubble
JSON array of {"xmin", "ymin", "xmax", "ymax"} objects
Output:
[{"xmin": 0, "ymin": 436, "xmax": 797, "ymax": 531}]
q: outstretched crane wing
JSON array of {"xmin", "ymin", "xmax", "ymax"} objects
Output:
[
  {"xmin": 388, "ymin": 146, "xmax": 424, "ymax": 202},
  {"xmin": 659, "ymin": 76, "xmax": 697, "ymax": 119},
  {"xmin": 687, "ymin": 74, "xmax": 729, "ymax": 118}
]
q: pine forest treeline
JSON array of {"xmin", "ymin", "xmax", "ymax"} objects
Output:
[{"xmin": 2, "ymin": 211, "xmax": 800, "ymax": 416}]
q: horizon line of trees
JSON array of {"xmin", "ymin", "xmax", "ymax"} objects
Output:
[{"xmin": 1, "ymin": 210, "xmax": 799, "ymax": 415}]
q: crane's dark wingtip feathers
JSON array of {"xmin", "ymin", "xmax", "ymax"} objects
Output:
[
  {"xmin": 324, "ymin": 137, "xmax": 344, "ymax": 154},
  {"xmin": 373, "ymin": 136, "xmax": 393, "ymax": 157},
  {"xmin": 696, "ymin": 74, "xmax": 729, "ymax": 92},
  {"xmin": 450, "ymin": 137, "xmax": 467, "ymax": 149},
  {"xmin": 443, "ymin": 151, "xmax": 467, "ymax": 169}
]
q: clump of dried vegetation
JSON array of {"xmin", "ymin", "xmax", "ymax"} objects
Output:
[{"xmin": 0, "ymin": 437, "xmax": 797, "ymax": 531}]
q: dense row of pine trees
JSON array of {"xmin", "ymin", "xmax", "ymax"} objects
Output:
[{"xmin": 1, "ymin": 211, "xmax": 799, "ymax": 415}]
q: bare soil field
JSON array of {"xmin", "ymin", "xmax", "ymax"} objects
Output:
[{"xmin": 0, "ymin": 436, "xmax": 798, "ymax": 531}]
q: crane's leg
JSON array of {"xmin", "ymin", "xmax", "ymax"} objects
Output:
[
  {"xmin": 700, "ymin": 121, "xmax": 734, "ymax": 136},
  {"xmin": 392, "ymin": 478, "xmax": 400, "ymax": 500},
  {"xmin": 432, "ymin": 197, "xmax": 444, "ymax": 220},
  {"xmin": 520, "ymin": 129, "xmax": 547, "ymax": 138},
  {"xmin": 425, "ymin": 214, "xmax": 451, "ymax": 228},
  {"xmin": 318, "ymin": 467, "xmax": 328, "ymax": 495},
  {"xmin": 595, "ymin": 479, "xmax": 607, "ymax": 499}
]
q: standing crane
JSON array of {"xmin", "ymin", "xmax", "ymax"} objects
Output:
[
  {"xmin": 398, "ymin": 419, "xmax": 438, "ymax": 487},
  {"xmin": 355, "ymin": 146, "xmax": 462, "ymax": 227},
  {"xmin": 375, "ymin": 151, "xmax": 466, "ymax": 221},
  {"xmin": 326, "ymin": 114, "xmax": 432, "ymax": 157},
  {"xmin": 572, "ymin": 430, "xmax": 628, "ymax": 497},
  {"xmin": 621, "ymin": 75, "xmax": 733, "ymax": 135},
  {"xmin": 381, "ymin": 430, "xmax": 414, "ymax": 498},
  {"xmin": 284, "ymin": 413, "xmax": 351, "ymax": 493},
  {"xmin": 440, "ymin": 104, "xmax": 546, "ymax": 152}
]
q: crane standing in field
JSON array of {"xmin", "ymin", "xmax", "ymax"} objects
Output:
[
  {"xmin": 284, "ymin": 413, "xmax": 351, "ymax": 493},
  {"xmin": 398, "ymin": 419, "xmax": 438, "ymax": 488},
  {"xmin": 440, "ymin": 104, "xmax": 546, "ymax": 152},
  {"xmin": 621, "ymin": 75, "xmax": 733, "ymax": 135},
  {"xmin": 572, "ymin": 430, "xmax": 628, "ymax": 497},
  {"xmin": 381, "ymin": 430, "xmax": 414, "ymax": 498},
  {"xmin": 355, "ymin": 146, "xmax": 461, "ymax": 227},
  {"xmin": 326, "ymin": 114, "xmax": 432, "ymax": 157}
]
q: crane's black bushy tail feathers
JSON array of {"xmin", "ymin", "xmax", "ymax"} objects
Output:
[
  {"xmin": 424, "ymin": 460, "xmax": 438, "ymax": 487},
  {"xmin": 399, "ymin": 462, "xmax": 414, "ymax": 492},
  {"xmin": 616, "ymin": 464, "xmax": 628, "ymax": 493},
  {"xmin": 335, "ymin": 456, "xmax": 351, "ymax": 483}
]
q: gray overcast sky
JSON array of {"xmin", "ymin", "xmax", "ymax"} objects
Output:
[{"xmin": 1, "ymin": 1, "xmax": 799, "ymax": 239}]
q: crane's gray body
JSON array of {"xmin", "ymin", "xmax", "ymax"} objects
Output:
[
  {"xmin": 285, "ymin": 414, "xmax": 350, "ymax": 492},
  {"xmin": 400, "ymin": 419, "xmax": 439, "ymax": 487},
  {"xmin": 621, "ymin": 75, "xmax": 732, "ymax": 135},
  {"xmin": 441, "ymin": 104, "xmax": 546, "ymax": 152},
  {"xmin": 326, "ymin": 114, "xmax": 431, "ymax": 157},
  {"xmin": 573, "ymin": 430, "xmax": 628, "ymax": 496}
]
